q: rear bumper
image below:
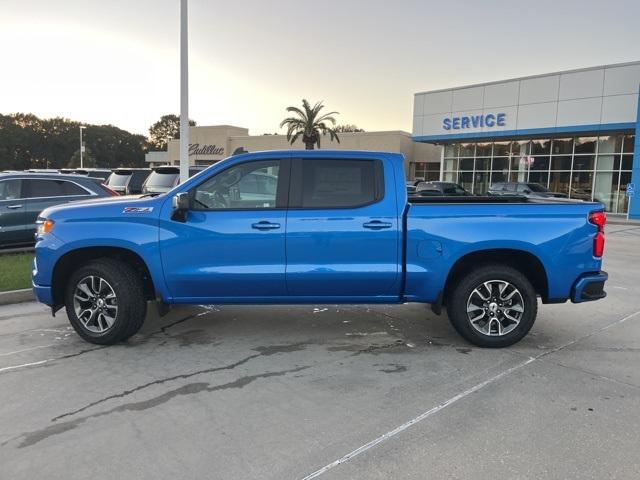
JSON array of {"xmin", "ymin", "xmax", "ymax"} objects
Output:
[{"xmin": 571, "ymin": 271, "xmax": 608, "ymax": 303}]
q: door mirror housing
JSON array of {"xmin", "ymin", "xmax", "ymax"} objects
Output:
[{"xmin": 171, "ymin": 192, "xmax": 190, "ymax": 222}]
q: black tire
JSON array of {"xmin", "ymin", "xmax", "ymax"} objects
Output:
[
  {"xmin": 65, "ymin": 258, "xmax": 147, "ymax": 345},
  {"xmin": 447, "ymin": 264, "xmax": 538, "ymax": 348}
]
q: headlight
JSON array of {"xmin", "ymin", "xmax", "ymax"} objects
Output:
[{"xmin": 36, "ymin": 219, "xmax": 55, "ymax": 237}]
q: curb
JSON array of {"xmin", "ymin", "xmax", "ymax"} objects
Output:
[{"xmin": 0, "ymin": 289, "xmax": 35, "ymax": 306}]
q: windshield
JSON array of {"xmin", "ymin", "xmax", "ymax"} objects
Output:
[{"xmin": 108, "ymin": 173, "xmax": 131, "ymax": 187}]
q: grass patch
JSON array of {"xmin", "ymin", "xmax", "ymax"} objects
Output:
[{"xmin": 0, "ymin": 253, "xmax": 34, "ymax": 292}]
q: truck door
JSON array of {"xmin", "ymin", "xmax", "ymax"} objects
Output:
[
  {"xmin": 159, "ymin": 158, "xmax": 290, "ymax": 300},
  {"xmin": 286, "ymin": 157, "xmax": 401, "ymax": 297},
  {"xmin": 0, "ymin": 179, "xmax": 27, "ymax": 246}
]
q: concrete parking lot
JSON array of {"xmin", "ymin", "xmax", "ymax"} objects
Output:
[{"xmin": 0, "ymin": 225, "xmax": 639, "ymax": 479}]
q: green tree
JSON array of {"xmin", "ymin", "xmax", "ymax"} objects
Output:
[
  {"xmin": 67, "ymin": 147, "xmax": 96, "ymax": 168},
  {"xmin": 334, "ymin": 124, "xmax": 364, "ymax": 133},
  {"xmin": 280, "ymin": 99, "xmax": 340, "ymax": 150},
  {"xmin": 148, "ymin": 114, "xmax": 196, "ymax": 151}
]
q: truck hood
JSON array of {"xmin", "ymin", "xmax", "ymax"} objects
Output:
[{"xmin": 39, "ymin": 194, "xmax": 164, "ymax": 221}]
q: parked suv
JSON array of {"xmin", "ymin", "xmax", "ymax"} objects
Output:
[
  {"xmin": 414, "ymin": 181, "xmax": 471, "ymax": 196},
  {"xmin": 106, "ymin": 168, "xmax": 151, "ymax": 195},
  {"xmin": 0, "ymin": 173, "xmax": 116, "ymax": 247},
  {"xmin": 141, "ymin": 166, "xmax": 205, "ymax": 195},
  {"xmin": 488, "ymin": 182, "xmax": 568, "ymax": 199}
]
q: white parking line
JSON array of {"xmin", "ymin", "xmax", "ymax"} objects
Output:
[
  {"xmin": 301, "ymin": 308, "xmax": 640, "ymax": 480},
  {"xmin": 0, "ymin": 359, "xmax": 54, "ymax": 373}
]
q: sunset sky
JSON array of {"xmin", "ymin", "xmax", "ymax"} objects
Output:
[{"xmin": 1, "ymin": 0, "xmax": 639, "ymax": 136}]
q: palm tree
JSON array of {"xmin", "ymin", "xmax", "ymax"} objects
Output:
[{"xmin": 280, "ymin": 99, "xmax": 340, "ymax": 150}]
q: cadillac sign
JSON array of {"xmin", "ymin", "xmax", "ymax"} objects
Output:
[{"xmin": 189, "ymin": 143, "xmax": 224, "ymax": 156}]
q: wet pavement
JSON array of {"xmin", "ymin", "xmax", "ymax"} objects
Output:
[{"xmin": 1, "ymin": 225, "xmax": 639, "ymax": 479}]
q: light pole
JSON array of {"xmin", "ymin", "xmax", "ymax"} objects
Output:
[
  {"xmin": 79, "ymin": 126, "xmax": 86, "ymax": 168},
  {"xmin": 179, "ymin": 0, "xmax": 189, "ymax": 183}
]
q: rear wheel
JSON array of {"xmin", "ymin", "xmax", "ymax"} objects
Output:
[
  {"xmin": 447, "ymin": 264, "xmax": 537, "ymax": 348},
  {"xmin": 65, "ymin": 259, "xmax": 147, "ymax": 345}
]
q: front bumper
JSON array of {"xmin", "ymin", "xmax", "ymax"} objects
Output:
[
  {"xmin": 32, "ymin": 282, "xmax": 53, "ymax": 306},
  {"xmin": 571, "ymin": 271, "xmax": 608, "ymax": 303}
]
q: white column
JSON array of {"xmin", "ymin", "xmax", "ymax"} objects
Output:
[{"xmin": 179, "ymin": 0, "xmax": 189, "ymax": 183}]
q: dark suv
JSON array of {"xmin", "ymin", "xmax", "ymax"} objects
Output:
[
  {"xmin": 141, "ymin": 166, "xmax": 205, "ymax": 195},
  {"xmin": 0, "ymin": 173, "xmax": 117, "ymax": 247},
  {"xmin": 414, "ymin": 181, "xmax": 471, "ymax": 196},
  {"xmin": 488, "ymin": 182, "xmax": 568, "ymax": 199},
  {"xmin": 105, "ymin": 168, "xmax": 152, "ymax": 195}
]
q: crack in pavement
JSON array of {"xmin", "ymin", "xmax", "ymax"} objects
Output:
[
  {"xmin": 51, "ymin": 342, "xmax": 308, "ymax": 422},
  {"xmin": 6, "ymin": 365, "xmax": 309, "ymax": 449}
]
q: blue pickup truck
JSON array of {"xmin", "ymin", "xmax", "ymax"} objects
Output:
[{"xmin": 32, "ymin": 150, "xmax": 608, "ymax": 348}]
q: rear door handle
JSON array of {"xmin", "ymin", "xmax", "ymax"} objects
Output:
[
  {"xmin": 6, "ymin": 204, "xmax": 23, "ymax": 209},
  {"xmin": 251, "ymin": 221, "xmax": 281, "ymax": 230},
  {"xmin": 363, "ymin": 220, "xmax": 393, "ymax": 230}
]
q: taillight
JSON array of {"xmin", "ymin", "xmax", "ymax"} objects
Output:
[
  {"xmin": 102, "ymin": 184, "xmax": 120, "ymax": 196},
  {"xmin": 589, "ymin": 211, "xmax": 606, "ymax": 257}
]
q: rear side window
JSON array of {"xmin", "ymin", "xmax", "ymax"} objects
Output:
[
  {"xmin": 23, "ymin": 179, "xmax": 89, "ymax": 198},
  {"xmin": 292, "ymin": 159, "xmax": 383, "ymax": 208},
  {"xmin": 0, "ymin": 179, "xmax": 22, "ymax": 200}
]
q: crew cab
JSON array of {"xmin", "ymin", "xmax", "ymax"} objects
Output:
[{"xmin": 32, "ymin": 150, "xmax": 608, "ymax": 348}]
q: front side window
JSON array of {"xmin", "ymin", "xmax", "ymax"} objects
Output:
[
  {"xmin": 193, "ymin": 160, "xmax": 281, "ymax": 210},
  {"xmin": 293, "ymin": 159, "xmax": 382, "ymax": 209}
]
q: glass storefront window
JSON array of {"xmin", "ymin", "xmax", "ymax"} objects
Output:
[
  {"xmin": 476, "ymin": 143, "xmax": 492, "ymax": 156},
  {"xmin": 443, "ymin": 171, "xmax": 457, "ymax": 183},
  {"xmin": 510, "ymin": 141, "xmax": 529, "ymax": 157},
  {"xmin": 573, "ymin": 155, "xmax": 595, "ymax": 171},
  {"xmin": 551, "ymin": 156, "xmax": 572, "ymax": 170},
  {"xmin": 444, "ymin": 158, "xmax": 457, "ymax": 170},
  {"xmin": 574, "ymin": 137, "xmax": 597, "ymax": 154},
  {"xmin": 475, "ymin": 158, "xmax": 490, "ymax": 171},
  {"xmin": 530, "ymin": 156, "xmax": 550, "ymax": 171},
  {"xmin": 493, "ymin": 142, "xmax": 510, "ymax": 156},
  {"xmin": 623, "ymin": 135, "xmax": 635, "ymax": 154},
  {"xmin": 459, "ymin": 172, "xmax": 473, "ymax": 192},
  {"xmin": 528, "ymin": 171, "xmax": 549, "ymax": 187},
  {"xmin": 596, "ymin": 155, "xmax": 619, "ymax": 171},
  {"xmin": 531, "ymin": 139, "xmax": 551, "ymax": 155},
  {"xmin": 549, "ymin": 172, "xmax": 571, "ymax": 195},
  {"xmin": 593, "ymin": 171, "xmax": 620, "ymax": 212},
  {"xmin": 444, "ymin": 144, "xmax": 458, "ymax": 158},
  {"xmin": 459, "ymin": 158, "xmax": 474, "ymax": 170},
  {"xmin": 459, "ymin": 144, "xmax": 475, "ymax": 157},
  {"xmin": 439, "ymin": 133, "xmax": 633, "ymax": 213},
  {"xmin": 492, "ymin": 158, "xmax": 509, "ymax": 171},
  {"xmin": 474, "ymin": 172, "xmax": 490, "ymax": 194},
  {"xmin": 552, "ymin": 138, "xmax": 573, "ymax": 155},
  {"xmin": 597, "ymin": 135, "xmax": 623, "ymax": 154},
  {"xmin": 570, "ymin": 171, "xmax": 593, "ymax": 200},
  {"xmin": 490, "ymin": 171, "xmax": 507, "ymax": 184}
]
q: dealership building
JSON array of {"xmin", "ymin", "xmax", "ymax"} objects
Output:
[
  {"xmin": 149, "ymin": 126, "xmax": 442, "ymax": 180},
  {"xmin": 412, "ymin": 61, "xmax": 640, "ymax": 217}
]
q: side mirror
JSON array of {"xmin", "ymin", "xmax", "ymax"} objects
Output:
[
  {"xmin": 523, "ymin": 189, "xmax": 531, "ymax": 194},
  {"xmin": 171, "ymin": 192, "xmax": 190, "ymax": 222}
]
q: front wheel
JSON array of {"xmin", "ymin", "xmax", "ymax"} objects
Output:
[
  {"xmin": 447, "ymin": 264, "xmax": 538, "ymax": 348},
  {"xmin": 65, "ymin": 258, "xmax": 147, "ymax": 345}
]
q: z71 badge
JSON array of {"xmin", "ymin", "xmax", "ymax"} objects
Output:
[{"xmin": 123, "ymin": 207, "xmax": 154, "ymax": 214}]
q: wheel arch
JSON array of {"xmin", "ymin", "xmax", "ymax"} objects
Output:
[
  {"xmin": 443, "ymin": 248, "xmax": 549, "ymax": 305},
  {"xmin": 51, "ymin": 247, "xmax": 157, "ymax": 309}
]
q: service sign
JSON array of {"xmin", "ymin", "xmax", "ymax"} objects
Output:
[{"xmin": 443, "ymin": 113, "xmax": 506, "ymax": 131}]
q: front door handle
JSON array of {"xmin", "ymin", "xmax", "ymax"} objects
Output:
[
  {"xmin": 6, "ymin": 204, "xmax": 23, "ymax": 209},
  {"xmin": 251, "ymin": 221, "xmax": 281, "ymax": 230},
  {"xmin": 363, "ymin": 220, "xmax": 393, "ymax": 230}
]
